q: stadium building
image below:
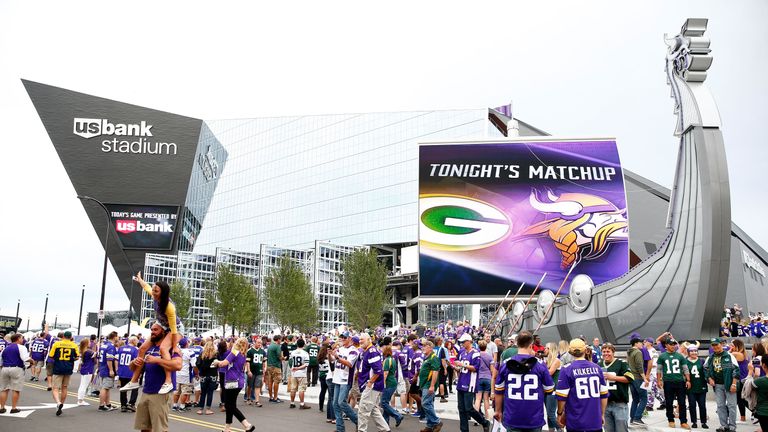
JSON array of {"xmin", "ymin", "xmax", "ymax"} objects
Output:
[{"xmin": 25, "ymin": 69, "xmax": 768, "ymax": 335}]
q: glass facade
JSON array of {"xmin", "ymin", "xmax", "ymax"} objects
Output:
[{"xmin": 192, "ymin": 109, "xmax": 501, "ymax": 253}]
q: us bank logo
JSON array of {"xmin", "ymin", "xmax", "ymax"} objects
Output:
[
  {"xmin": 419, "ymin": 195, "xmax": 511, "ymax": 251},
  {"xmin": 73, "ymin": 118, "xmax": 153, "ymax": 139}
]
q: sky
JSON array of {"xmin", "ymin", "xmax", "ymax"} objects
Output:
[{"xmin": 1, "ymin": 1, "xmax": 766, "ymax": 331}]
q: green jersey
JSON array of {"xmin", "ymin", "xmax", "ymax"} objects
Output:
[
  {"xmin": 705, "ymin": 351, "xmax": 737, "ymax": 386},
  {"xmin": 500, "ymin": 347, "xmax": 518, "ymax": 363},
  {"xmin": 383, "ymin": 356, "xmax": 398, "ymax": 388},
  {"xmin": 307, "ymin": 343, "xmax": 320, "ymax": 367},
  {"xmin": 246, "ymin": 347, "xmax": 266, "ymax": 375},
  {"xmin": 267, "ymin": 342, "xmax": 282, "ymax": 368},
  {"xmin": 599, "ymin": 358, "xmax": 633, "ymax": 403},
  {"xmin": 286, "ymin": 343, "xmax": 297, "ymax": 356},
  {"xmin": 657, "ymin": 351, "xmax": 688, "ymax": 382},
  {"xmin": 685, "ymin": 358, "xmax": 707, "ymax": 393},
  {"xmin": 418, "ymin": 352, "xmax": 441, "ymax": 389},
  {"xmin": 753, "ymin": 376, "xmax": 768, "ymax": 416}
]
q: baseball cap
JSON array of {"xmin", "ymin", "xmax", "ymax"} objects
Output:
[
  {"xmin": 666, "ymin": 338, "xmax": 678, "ymax": 345},
  {"xmin": 569, "ymin": 338, "xmax": 587, "ymax": 351},
  {"xmin": 351, "ymin": 335, "xmax": 360, "ymax": 344},
  {"xmin": 63, "ymin": 331, "xmax": 72, "ymax": 339},
  {"xmin": 644, "ymin": 337, "xmax": 654, "ymax": 343},
  {"xmin": 710, "ymin": 337, "xmax": 722, "ymax": 345},
  {"xmin": 339, "ymin": 331, "xmax": 350, "ymax": 339},
  {"xmin": 458, "ymin": 333, "xmax": 472, "ymax": 342}
]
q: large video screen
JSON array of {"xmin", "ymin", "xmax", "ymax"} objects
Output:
[
  {"xmin": 419, "ymin": 139, "xmax": 629, "ymax": 298},
  {"xmin": 106, "ymin": 204, "xmax": 180, "ymax": 250}
]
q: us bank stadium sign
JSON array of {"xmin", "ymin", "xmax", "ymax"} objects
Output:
[{"xmin": 73, "ymin": 118, "xmax": 178, "ymax": 155}]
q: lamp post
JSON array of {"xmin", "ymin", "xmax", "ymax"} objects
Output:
[
  {"xmin": 14, "ymin": 299, "xmax": 19, "ymax": 333},
  {"xmin": 41, "ymin": 293, "xmax": 49, "ymax": 328},
  {"xmin": 26, "ymin": 317, "xmax": 29, "ymax": 333},
  {"xmin": 77, "ymin": 285, "xmax": 85, "ymax": 335},
  {"xmin": 77, "ymin": 195, "xmax": 112, "ymax": 343}
]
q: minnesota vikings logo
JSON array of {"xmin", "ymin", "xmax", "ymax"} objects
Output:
[{"xmin": 512, "ymin": 190, "xmax": 628, "ymax": 268}]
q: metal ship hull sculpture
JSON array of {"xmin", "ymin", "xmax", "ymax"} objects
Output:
[{"xmin": 502, "ymin": 18, "xmax": 730, "ymax": 342}]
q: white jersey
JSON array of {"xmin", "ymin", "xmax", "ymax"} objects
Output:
[
  {"xmin": 178, "ymin": 348, "xmax": 196, "ymax": 384},
  {"xmin": 289, "ymin": 349, "xmax": 311, "ymax": 378},
  {"xmin": 332, "ymin": 345, "xmax": 359, "ymax": 385}
]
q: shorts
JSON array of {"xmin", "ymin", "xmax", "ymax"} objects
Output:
[
  {"xmin": 289, "ymin": 377, "xmax": 307, "ymax": 393},
  {"xmin": 349, "ymin": 380, "xmax": 361, "ymax": 401},
  {"xmin": 247, "ymin": 373, "xmax": 263, "ymax": 388},
  {"xmin": 408, "ymin": 380, "xmax": 420, "ymax": 395},
  {"xmin": 396, "ymin": 378, "xmax": 407, "ymax": 395},
  {"xmin": 52, "ymin": 374, "xmax": 72, "ymax": 389},
  {"xmin": 134, "ymin": 393, "xmax": 170, "ymax": 432},
  {"xmin": 0, "ymin": 367, "xmax": 24, "ymax": 392},
  {"xmin": 46, "ymin": 362, "xmax": 54, "ymax": 376},
  {"xmin": 100, "ymin": 376, "xmax": 115, "ymax": 389},
  {"xmin": 477, "ymin": 378, "xmax": 491, "ymax": 393},
  {"xmin": 176, "ymin": 382, "xmax": 193, "ymax": 395},
  {"xmin": 266, "ymin": 366, "xmax": 281, "ymax": 384}
]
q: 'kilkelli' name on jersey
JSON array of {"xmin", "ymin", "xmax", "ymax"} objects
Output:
[{"xmin": 571, "ymin": 366, "xmax": 602, "ymax": 376}]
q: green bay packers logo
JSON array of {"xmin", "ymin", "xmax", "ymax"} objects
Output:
[{"xmin": 420, "ymin": 195, "xmax": 511, "ymax": 251}]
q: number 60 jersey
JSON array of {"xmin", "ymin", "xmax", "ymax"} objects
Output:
[
  {"xmin": 494, "ymin": 354, "xmax": 554, "ymax": 430},
  {"xmin": 556, "ymin": 359, "xmax": 609, "ymax": 431}
]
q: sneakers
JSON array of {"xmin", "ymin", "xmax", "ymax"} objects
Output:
[
  {"xmin": 299, "ymin": 405, "xmax": 311, "ymax": 410},
  {"xmin": 158, "ymin": 383, "xmax": 174, "ymax": 395},
  {"xmin": 127, "ymin": 404, "xmax": 136, "ymax": 412},
  {"xmin": 681, "ymin": 424, "xmax": 691, "ymax": 430},
  {"xmin": 98, "ymin": 405, "xmax": 116, "ymax": 412},
  {"xmin": 395, "ymin": 416, "xmax": 403, "ymax": 428},
  {"xmin": 701, "ymin": 425, "xmax": 708, "ymax": 429},
  {"xmin": 120, "ymin": 381, "xmax": 141, "ymax": 392},
  {"xmin": 56, "ymin": 403, "xmax": 63, "ymax": 416},
  {"xmin": 290, "ymin": 403, "xmax": 296, "ymax": 408},
  {"xmin": 439, "ymin": 397, "xmax": 448, "ymax": 403},
  {"xmin": 433, "ymin": 422, "xmax": 444, "ymax": 432},
  {"xmin": 77, "ymin": 400, "xmax": 88, "ymax": 406}
]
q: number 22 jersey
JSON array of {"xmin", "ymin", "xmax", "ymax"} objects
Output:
[{"xmin": 494, "ymin": 354, "xmax": 554, "ymax": 429}]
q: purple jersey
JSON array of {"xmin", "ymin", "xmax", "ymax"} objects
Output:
[
  {"xmin": 45, "ymin": 337, "xmax": 59, "ymax": 363},
  {"xmin": 224, "ymin": 351, "xmax": 247, "ymax": 388},
  {"xmin": 143, "ymin": 345, "xmax": 178, "ymax": 394},
  {"xmin": 98, "ymin": 341, "xmax": 117, "ymax": 377},
  {"xmin": 456, "ymin": 348, "xmax": 481, "ymax": 392},
  {"xmin": 357, "ymin": 345, "xmax": 384, "ymax": 392},
  {"xmin": 555, "ymin": 359, "xmax": 608, "ymax": 431},
  {"xmin": 80, "ymin": 349, "xmax": 96, "ymax": 375},
  {"xmin": 456, "ymin": 326, "xmax": 465, "ymax": 339},
  {"xmin": 116, "ymin": 345, "xmax": 138, "ymax": 379},
  {"xmin": 401, "ymin": 346, "xmax": 414, "ymax": 380},
  {"xmin": 396, "ymin": 348, "xmax": 408, "ymax": 378},
  {"xmin": 412, "ymin": 351, "xmax": 424, "ymax": 376},
  {"xmin": 494, "ymin": 354, "xmax": 554, "ymax": 429},
  {"xmin": 30, "ymin": 338, "xmax": 49, "ymax": 361},
  {"xmin": 0, "ymin": 339, "xmax": 6, "ymax": 355}
]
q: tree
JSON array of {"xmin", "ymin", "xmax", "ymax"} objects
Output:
[
  {"xmin": 341, "ymin": 248, "xmax": 389, "ymax": 331},
  {"xmin": 264, "ymin": 255, "xmax": 318, "ymax": 333},
  {"xmin": 206, "ymin": 265, "xmax": 260, "ymax": 336},
  {"xmin": 170, "ymin": 280, "xmax": 192, "ymax": 324}
]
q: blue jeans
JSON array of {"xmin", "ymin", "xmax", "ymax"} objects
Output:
[
  {"xmin": 544, "ymin": 392, "xmax": 558, "ymax": 428},
  {"xmin": 325, "ymin": 377, "xmax": 335, "ymax": 420},
  {"xmin": 198, "ymin": 376, "xmax": 217, "ymax": 409},
  {"xmin": 629, "ymin": 379, "xmax": 648, "ymax": 421},
  {"xmin": 714, "ymin": 384, "xmax": 737, "ymax": 429},
  {"xmin": 421, "ymin": 388, "xmax": 440, "ymax": 428},
  {"xmin": 333, "ymin": 383, "xmax": 358, "ymax": 432},
  {"xmin": 604, "ymin": 402, "xmax": 628, "ymax": 432},
  {"xmin": 381, "ymin": 386, "xmax": 403, "ymax": 425},
  {"xmin": 458, "ymin": 390, "xmax": 487, "ymax": 432}
]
